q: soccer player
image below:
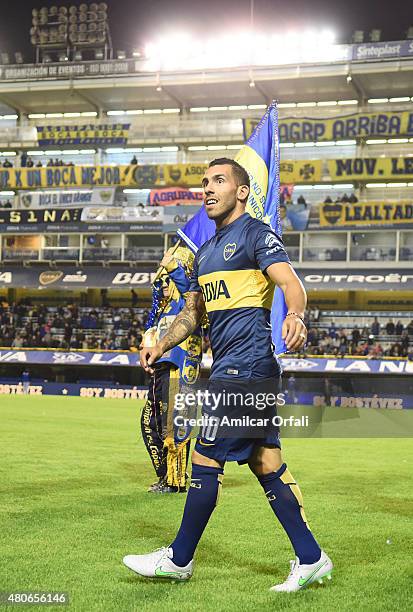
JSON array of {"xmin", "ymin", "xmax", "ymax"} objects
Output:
[{"xmin": 124, "ymin": 159, "xmax": 333, "ymax": 592}]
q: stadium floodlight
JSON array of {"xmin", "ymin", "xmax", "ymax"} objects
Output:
[
  {"xmin": 369, "ymin": 29, "xmax": 381, "ymax": 42},
  {"xmin": 14, "ymin": 52, "xmax": 24, "ymax": 64},
  {"xmin": 0, "ymin": 53, "xmax": 10, "ymax": 65},
  {"xmin": 352, "ymin": 30, "xmax": 364, "ymax": 43},
  {"xmin": 73, "ymin": 50, "xmax": 83, "ymax": 61},
  {"xmin": 389, "ymin": 96, "xmax": 410, "ymax": 102},
  {"xmin": 132, "ymin": 49, "xmax": 142, "ymax": 58},
  {"xmin": 147, "ymin": 30, "xmax": 350, "ymax": 70},
  {"xmin": 94, "ymin": 49, "xmax": 104, "ymax": 60},
  {"xmin": 58, "ymin": 52, "xmax": 69, "ymax": 62}
]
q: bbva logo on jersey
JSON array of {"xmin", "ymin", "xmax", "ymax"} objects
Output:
[
  {"xmin": 223, "ymin": 242, "xmax": 236, "ymax": 261},
  {"xmin": 201, "ymin": 279, "xmax": 230, "ymax": 303}
]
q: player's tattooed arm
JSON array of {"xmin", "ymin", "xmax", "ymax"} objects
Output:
[
  {"xmin": 140, "ymin": 291, "xmax": 205, "ymax": 373},
  {"xmin": 159, "ymin": 291, "xmax": 205, "ymax": 353}
]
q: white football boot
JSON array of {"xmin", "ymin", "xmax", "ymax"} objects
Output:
[
  {"xmin": 270, "ymin": 550, "xmax": 333, "ymax": 593},
  {"xmin": 123, "ymin": 547, "xmax": 193, "ymax": 580}
]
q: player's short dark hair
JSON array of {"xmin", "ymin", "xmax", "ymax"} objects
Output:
[{"xmin": 208, "ymin": 158, "xmax": 250, "ymax": 190}]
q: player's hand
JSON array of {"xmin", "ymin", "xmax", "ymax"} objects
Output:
[
  {"xmin": 282, "ymin": 315, "xmax": 307, "ymax": 351},
  {"xmin": 160, "ymin": 252, "xmax": 176, "ymax": 272},
  {"xmin": 139, "ymin": 344, "xmax": 164, "ymax": 374}
]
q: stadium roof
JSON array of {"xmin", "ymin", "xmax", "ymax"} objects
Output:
[{"xmin": 0, "ymin": 58, "xmax": 412, "ymax": 115}]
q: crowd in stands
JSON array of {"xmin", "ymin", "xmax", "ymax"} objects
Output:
[
  {"xmin": 324, "ymin": 193, "xmax": 358, "ymax": 203},
  {"xmin": 0, "ymin": 302, "xmax": 148, "ymax": 351},
  {"xmin": 304, "ymin": 310, "xmax": 413, "ymax": 359},
  {"xmin": 0, "ymin": 300, "xmax": 411, "ymax": 359}
]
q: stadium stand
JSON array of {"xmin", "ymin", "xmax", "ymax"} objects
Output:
[{"xmin": 0, "ymin": 18, "xmax": 412, "ymax": 398}]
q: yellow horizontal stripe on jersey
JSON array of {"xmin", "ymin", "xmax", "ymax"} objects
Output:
[
  {"xmin": 235, "ymin": 145, "xmax": 269, "ymax": 221},
  {"xmin": 198, "ymin": 269, "xmax": 274, "ymax": 312}
]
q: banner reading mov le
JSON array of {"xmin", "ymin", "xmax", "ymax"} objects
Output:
[{"xmin": 327, "ymin": 157, "xmax": 413, "ymax": 181}]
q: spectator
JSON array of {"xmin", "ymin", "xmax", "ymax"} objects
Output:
[
  {"xmin": 340, "ymin": 193, "xmax": 349, "ymax": 203},
  {"xmin": 36, "ymin": 160, "xmax": 43, "ymax": 167},
  {"xmin": 386, "ymin": 319, "xmax": 395, "ymax": 335},
  {"xmin": 352, "ymin": 328, "xmax": 361, "ymax": 343},
  {"xmin": 20, "ymin": 151, "xmax": 28, "ymax": 167},
  {"xmin": 371, "ymin": 317, "xmax": 380, "ymax": 336},
  {"xmin": 2, "ymin": 158, "xmax": 13, "ymax": 168},
  {"xmin": 395, "ymin": 320, "xmax": 404, "ymax": 335},
  {"xmin": 3, "ymin": 200, "xmax": 12, "ymax": 209},
  {"xmin": 130, "ymin": 155, "xmax": 138, "ymax": 164},
  {"xmin": 348, "ymin": 193, "xmax": 358, "ymax": 203},
  {"xmin": 297, "ymin": 194, "xmax": 307, "ymax": 206},
  {"xmin": 131, "ymin": 289, "xmax": 138, "ymax": 307},
  {"xmin": 26, "ymin": 157, "xmax": 34, "ymax": 168},
  {"xmin": 324, "ymin": 196, "xmax": 333, "ymax": 203}
]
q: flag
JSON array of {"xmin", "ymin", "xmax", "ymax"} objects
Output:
[{"xmin": 177, "ymin": 101, "xmax": 287, "ymax": 354}]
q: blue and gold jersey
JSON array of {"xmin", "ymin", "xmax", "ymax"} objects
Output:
[{"xmin": 190, "ymin": 213, "xmax": 290, "ymax": 379}]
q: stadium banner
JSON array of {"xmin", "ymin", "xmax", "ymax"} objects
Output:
[
  {"xmin": 299, "ymin": 269, "xmax": 413, "ymax": 290},
  {"xmin": 148, "ymin": 187, "xmax": 204, "ymax": 206},
  {"xmin": 36, "ymin": 124, "xmax": 130, "ymax": 146},
  {"xmin": 352, "ymin": 40, "xmax": 413, "ymax": 61},
  {"xmin": 18, "ymin": 188, "xmax": 116, "ymax": 209},
  {"xmin": 280, "ymin": 357, "xmax": 413, "ymax": 376},
  {"xmin": 327, "ymin": 157, "xmax": 413, "ymax": 181},
  {"xmin": 0, "ymin": 350, "xmax": 141, "ymax": 367},
  {"xmin": 0, "ymin": 206, "xmax": 163, "ymax": 233},
  {"xmin": 80, "ymin": 206, "xmax": 164, "ymax": 223},
  {"xmin": 0, "ymin": 267, "xmax": 156, "ymax": 288},
  {"xmin": 0, "ymin": 162, "xmax": 321, "ymax": 190},
  {"xmin": 320, "ymin": 200, "xmax": 413, "ymax": 227},
  {"xmin": 244, "ymin": 111, "xmax": 413, "ymax": 142},
  {"xmin": 0, "ymin": 350, "xmax": 412, "ymax": 377},
  {"xmin": 0, "ymin": 59, "xmax": 143, "ymax": 81},
  {"xmin": 0, "ymin": 380, "xmax": 147, "ymax": 399},
  {"xmin": 288, "ymin": 391, "xmax": 413, "ymax": 409},
  {"xmin": 1, "ymin": 382, "xmax": 411, "ymax": 408}
]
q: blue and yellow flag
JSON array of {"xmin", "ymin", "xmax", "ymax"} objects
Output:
[{"xmin": 178, "ymin": 100, "xmax": 288, "ymax": 354}]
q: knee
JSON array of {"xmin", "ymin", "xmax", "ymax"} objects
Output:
[
  {"xmin": 191, "ymin": 449, "xmax": 223, "ymax": 469},
  {"xmin": 249, "ymin": 451, "xmax": 283, "ymax": 476}
]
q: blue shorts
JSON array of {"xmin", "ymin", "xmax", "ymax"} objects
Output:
[{"xmin": 194, "ymin": 376, "xmax": 281, "ymax": 464}]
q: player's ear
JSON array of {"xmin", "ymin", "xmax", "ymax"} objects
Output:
[{"xmin": 238, "ymin": 184, "xmax": 249, "ymax": 202}]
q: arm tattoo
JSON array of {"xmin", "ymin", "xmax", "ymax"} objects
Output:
[{"xmin": 159, "ymin": 292, "xmax": 205, "ymax": 352}]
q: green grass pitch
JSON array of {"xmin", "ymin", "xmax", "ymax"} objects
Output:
[{"xmin": 1, "ymin": 396, "xmax": 412, "ymax": 611}]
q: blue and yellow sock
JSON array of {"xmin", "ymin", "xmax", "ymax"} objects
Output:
[
  {"xmin": 170, "ymin": 464, "xmax": 224, "ymax": 567},
  {"xmin": 257, "ymin": 463, "xmax": 321, "ymax": 564}
]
